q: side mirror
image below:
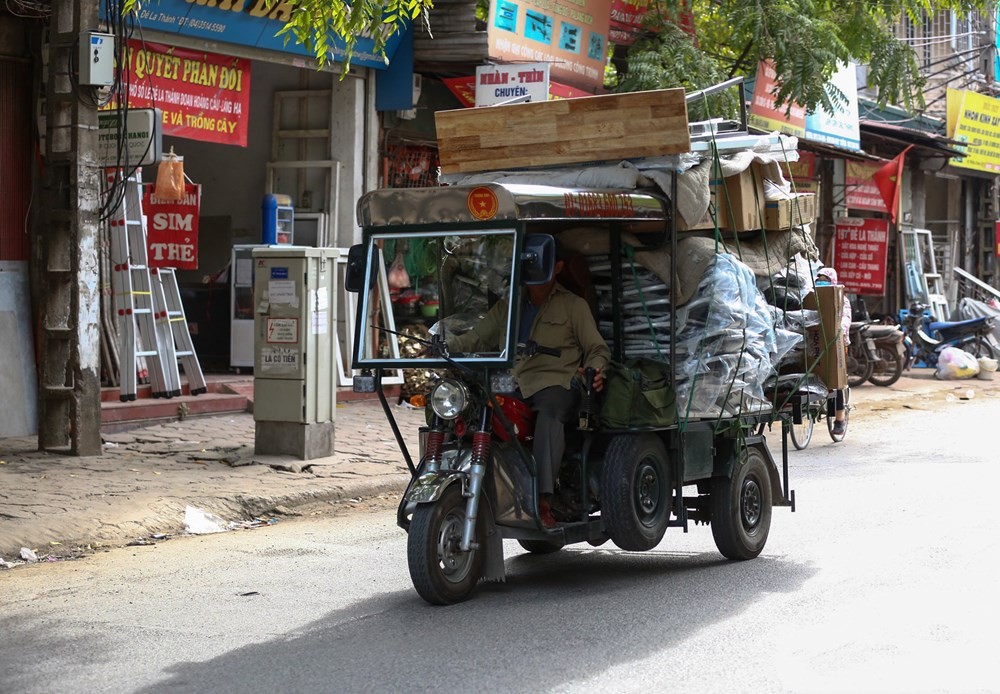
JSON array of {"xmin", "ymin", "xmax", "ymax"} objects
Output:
[
  {"xmin": 344, "ymin": 244, "xmax": 373, "ymax": 293},
  {"xmin": 521, "ymin": 234, "xmax": 555, "ymax": 286}
]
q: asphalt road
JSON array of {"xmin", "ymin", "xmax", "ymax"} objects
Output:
[{"xmin": 1, "ymin": 393, "xmax": 998, "ymax": 694}]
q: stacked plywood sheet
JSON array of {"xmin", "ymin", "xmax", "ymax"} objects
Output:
[{"xmin": 435, "ymin": 89, "xmax": 690, "ymax": 175}]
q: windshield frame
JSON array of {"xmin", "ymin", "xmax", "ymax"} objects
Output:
[{"xmin": 351, "ymin": 222, "xmax": 526, "ymax": 369}]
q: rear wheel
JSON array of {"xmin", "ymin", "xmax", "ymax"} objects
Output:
[
  {"xmin": 868, "ymin": 344, "xmax": 904, "ymax": 387},
  {"xmin": 710, "ymin": 446, "xmax": 773, "ymax": 560},
  {"xmin": 517, "ymin": 539, "xmax": 563, "ymax": 554},
  {"xmin": 962, "ymin": 336, "xmax": 996, "ymax": 360},
  {"xmin": 407, "ymin": 485, "xmax": 484, "ymax": 605},
  {"xmin": 601, "ymin": 434, "xmax": 671, "ymax": 551}
]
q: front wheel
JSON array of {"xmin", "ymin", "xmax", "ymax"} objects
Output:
[
  {"xmin": 827, "ymin": 387, "xmax": 850, "ymax": 443},
  {"xmin": 601, "ymin": 434, "xmax": 671, "ymax": 551},
  {"xmin": 868, "ymin": 344, "xmax": 904, "ymax": 387},
  {"xmin": 407, "ymin": 484, "xmax": 484, "ymax": 605},
  {"xmin": 710, "ymin": 446, "xmax": 773, "ymax": 560},
  {"xmin": 790, "ymin": 403, "xmax": 815, "ymax": 451},
  {"xmin": 847, "ymin": 345, "xmax": 873, "ymax": 387}
]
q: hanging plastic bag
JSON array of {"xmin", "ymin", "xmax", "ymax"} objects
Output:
[
  {"xmin": 388, "ymin": 250, "xmax": 411, "ymax": 289},
  {"xmin": 155, "ymin": 147, "xmax": 185, "ymax": 202}
]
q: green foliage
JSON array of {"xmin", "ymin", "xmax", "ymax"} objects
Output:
[
  {"xmin": 121, "ymin": 0, "xmax": 434, "ymax": 74},
  {"xmin": 613, "ymin": 0, "xmax": 993, "ymax": 112}
]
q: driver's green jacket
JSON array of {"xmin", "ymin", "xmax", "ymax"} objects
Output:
[{"xmin": 448, "ymin": 283, "xmax": 610, "ymax": 398}]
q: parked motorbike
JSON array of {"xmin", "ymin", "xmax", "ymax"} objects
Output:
[
  {"xmin": 847, "ymin": 321, "xmax": 879, "ymax": 387},
  {"xmin": 865, "ymin": 321, "xmax": 906, "ymax": 386},
  {"xmin": 900, "ymin": 302, "xmax": 998, "ymax": 369}
]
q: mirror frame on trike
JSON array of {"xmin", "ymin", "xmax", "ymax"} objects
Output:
[{"xmin": 349, "ymin": 226, "xmax": 544, "ymax": 370}]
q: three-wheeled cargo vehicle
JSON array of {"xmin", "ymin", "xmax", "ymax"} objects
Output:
[{"xmin": 345, "ymin": 180, "xmax": 797, "ymax": 605}]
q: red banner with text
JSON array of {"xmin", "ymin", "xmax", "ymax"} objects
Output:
[
  {"xmin": 118, "ymin": 40, "xmax": 250, "ymax": 146},
  {"xmin": 142, "ymin": 183, "xmax": 201, "ymax": 269},
  {"xmin": 845, "ymin": 161, "xmax": 889, "ymax": 213},
  {"xmin": 833, "ymin": 217, "xmax": 890, "ymax": 295}
]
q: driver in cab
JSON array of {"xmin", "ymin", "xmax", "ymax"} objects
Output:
[{"xmin": 447, "ymin": 237, "xmax": 610, "ymax": 528}]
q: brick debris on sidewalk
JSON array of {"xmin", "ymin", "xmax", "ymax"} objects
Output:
[
  {"xmin": 0, "ymin": 399, "xmax": 426, "ymax": 565},
  {"xmin": 2, "ymin": 371, "xmax": 998, "ymax": 567}
]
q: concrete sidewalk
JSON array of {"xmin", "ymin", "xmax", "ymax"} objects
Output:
[
  {"xmin": 2, "ymin": 370, "xmax": 998, "ymax": 566},
  {"xmin": 1, "ymin": 399, "xmax": 426, "ymax": 563}
]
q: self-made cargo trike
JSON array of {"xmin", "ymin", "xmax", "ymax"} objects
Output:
[{"xmin": 345, "ymin": 183, "xmax": 796, "ymax": 605}]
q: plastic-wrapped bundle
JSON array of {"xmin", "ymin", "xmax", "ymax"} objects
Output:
[{"xmin": 675, "ymin": 253, "xmax": 800, "ymax": 419}]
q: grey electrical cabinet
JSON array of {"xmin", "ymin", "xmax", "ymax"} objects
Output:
[{"xmin": 252, "ymin": 247, "xmax": 339, "ymax": 459}]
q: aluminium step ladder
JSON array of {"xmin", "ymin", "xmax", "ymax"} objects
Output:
[
  {"xmin": 151, "ymin": 266, "xmax": 207, "ymax": 395},
  {"xmin": 106, "ymin": 170, "xmax": 178, "ymax": 401}
]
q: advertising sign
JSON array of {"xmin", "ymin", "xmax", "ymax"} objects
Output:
[
  {"xmin": 113, "ymin": 41, "xmax": 251, "ymax": 146},
  {"xmin": 97, "ymin": 108, "xmax": 162, "ymax": 167},
  {"xmin": 487, "ymin": 0, "xmax": 611, "ymax": 93},
  {"xmin": 805, "ymin": 62, "xmax": 861, "ymax": 150},
  {"xmin": 946, "ymin": 88, "xmax": 1000, "ymax": 174},
  {"xmin": 833, "ymin": 217, "xmax": 890, "ymax": 295},
  {"xmin": 781, "ymin": 150, "xmax": 819, "ymax": 194},
  {"xmin": 142, "ymin": 183, "xmax": 201, "ymax": 270},
  {"xmin": 748, "ymin": 60, "xmax": 806, "ymax": 138},
  {"xmin": 99, "ymin": 0, "xmax": 405, "ymax": 70},
  {"xmin": 609, "ymin": 0, "xmax": 654, "ymax": 45},
  {"xmin": 845, "ymin": 161, "xmax": 889, "ymax": 213},
  {"xmin": 475, "ymin": 62, "xmax": 550, "ymax": 106},
  {"xmin": 444, "ymin": 75, "xmax": 591, "ymax": 108}
]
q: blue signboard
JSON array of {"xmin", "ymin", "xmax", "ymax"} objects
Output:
[
  {"xmin": 804, "ymin": 62, "xmax": 861, "ymax": 151},
  {"xmin": 101, "ymin": 0, "xmax": 406, "ymax": 70}
]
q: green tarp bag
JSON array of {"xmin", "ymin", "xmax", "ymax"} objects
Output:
[{"xmin": 600, "ymin": 358, "xmax": 677, "ymax": 428}]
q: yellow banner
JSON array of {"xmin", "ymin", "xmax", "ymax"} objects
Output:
[{"xmin": 946, "ymin": 88, "xmax": 1000, "ymax": 173}]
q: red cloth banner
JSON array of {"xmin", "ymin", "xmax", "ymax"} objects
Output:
[
  {"xmin": 117, "ymin": 40, "xmax": 251, "ymax": 146},
  {"xmin": 142, "ymin": 183, "xmax": 201, "ymax": 270},
  {"xmin": 872, "ymin": 146, "xmax": 912, "ymax": 224},
  {"xmin": 833, "ymin": 217, "xmax": 890, "ymax": 295}
]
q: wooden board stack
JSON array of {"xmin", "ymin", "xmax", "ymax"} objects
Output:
[{"xmin": 435, "ymin": 88, "xmax": 691, "ymax": 175}]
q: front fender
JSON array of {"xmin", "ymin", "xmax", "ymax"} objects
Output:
[
  {"xmin": 396, "ymin": 470, "xmax": 468, "ymax": 530},
  {"xmin": 406, "ymin": 470, "xmax": 468, "ymax": 504}
]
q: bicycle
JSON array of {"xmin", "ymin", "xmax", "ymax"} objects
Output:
[{"xmin": 788, "ymin": 386, "xmax": 851, "ymax": 450}]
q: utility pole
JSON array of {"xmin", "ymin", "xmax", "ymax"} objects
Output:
[{"xmin": 37, "ymin": 0, "xmax": 103, "ymax": 455}]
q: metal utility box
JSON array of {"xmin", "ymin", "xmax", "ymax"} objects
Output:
[{"xmin": 252, "ymin": 247, "xmax": 339, "ymax": 459}]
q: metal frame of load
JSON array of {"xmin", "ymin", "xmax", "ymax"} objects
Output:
[{"xmin": 356, "ymin": 183, "xmax": 671, "ymax": 229}]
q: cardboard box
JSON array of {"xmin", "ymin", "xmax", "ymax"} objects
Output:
[
  {"xmin": 678, "ymin": 164, "xmax": 766, "ymax": 232},
  {"xmin": 764, "ymin": 193, "xmax": 817, "ymax": 230},
  {"xmin": 802, "ymin": 285, "xmax": 847, "ymax": 389}
]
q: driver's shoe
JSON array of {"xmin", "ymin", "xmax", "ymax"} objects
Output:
[{"xmin": 538, "ymin": 495, "xmax": 557, "ymax": 529}]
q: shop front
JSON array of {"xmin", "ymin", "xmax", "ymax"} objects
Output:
[{"xmin": 96, "ymin": 0, "xmax": 412, "ymax": 380}]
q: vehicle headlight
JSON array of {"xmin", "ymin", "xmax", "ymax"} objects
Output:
[{"xmin": 430, "ymin": 379, "xmax": 469, "ymax": 420}]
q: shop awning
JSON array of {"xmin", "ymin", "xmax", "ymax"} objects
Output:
[{"xmin": 859, "ymin": 120, "xmax": 964, "ymax": 158}]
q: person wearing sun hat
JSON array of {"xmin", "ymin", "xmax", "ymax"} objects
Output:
[{"xmin": 815, "ymin": 266, "xmax": 851, "ymax": 436}]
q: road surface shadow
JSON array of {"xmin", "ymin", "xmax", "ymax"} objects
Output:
[{"xmin": 137, "ymin": 547, "xmax": 814, "ymax": 693}]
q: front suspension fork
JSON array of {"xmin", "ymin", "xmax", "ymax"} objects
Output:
[{"xmin": 460, "ymin": 408, "xmax": 491, "ymax": 552}]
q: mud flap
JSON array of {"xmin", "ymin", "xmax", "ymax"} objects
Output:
[{"xmin": 478, "ymin": 497, "xmax": 506, "ymax": 583}]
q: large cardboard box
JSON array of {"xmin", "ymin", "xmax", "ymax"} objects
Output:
[
  {"xmin": 802, "ymin": 285, "xmax": 847, "ymax": 389},
  {"xmin": 678, "ymin": 164, "xmax": 766, "ymax": 232},
  {"xmin": 764, "ymin": 193, "xmax": 816, "ymax": 230}
]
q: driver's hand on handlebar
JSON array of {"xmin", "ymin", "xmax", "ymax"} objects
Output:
[{"xmin": 579, "ymin": 366, "xmax": 604, "ymax": 393}]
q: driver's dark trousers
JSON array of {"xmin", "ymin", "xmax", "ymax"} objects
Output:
[{"xmin": 526, "ymin": 385, "xmax": 580, "ymax": 495}]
